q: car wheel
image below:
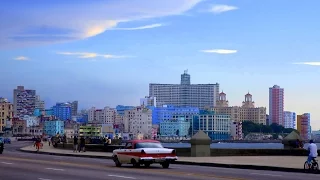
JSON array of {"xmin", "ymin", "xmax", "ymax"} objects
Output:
[
  {"xmin": 113, "ymin": 156, "xmax": 122, "ymax": 167},
  {"xmin": 161, "ymin": 162, "xmax": 170, "ymax": 168},
  {"xmin": 131, "ymin": 159, "xmax": 140, "ymax": 167}
]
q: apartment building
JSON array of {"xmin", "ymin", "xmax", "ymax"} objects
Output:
[
  {"xmin": 0, "ymin": 98, "xmax": 14, "ymax": 132},
  {"xmin": 123, "ymin": 106, "xmax": 152, "ymax": 138},
  {"xmin": 13, "ymin": 86, "xmax": 36, "ymax": 118},
  {"xmin": 149, "ymin": 71, "xmax": 220, "ymax": 109},
  {"xmin": 52, "ymin": 102, "xmax": 72, "ymax": 121},
  {"xmin": 212, "ymin": 92, "xmax": 266, "ymax": 125},
  {"xmin": 269, "ymin": 85, "xmax": 284, "ymax": 126},
  {"xmin": 35, "ymin": 95, "xmax": 45, "ymax": 111},
  {"xmin": 284, "ymin": 111, "xmax": 296, "ymax": 129},
  {"xmin": 297, "ymin": 113, "xmax": 311, "ymax": 140},
  {"xmin": 140, "ymin": 96, "xmax": 157, "ymax": 107},
  {"xmin": 87, "ymin": 107, "xmax": 115, "ymax": 124}
]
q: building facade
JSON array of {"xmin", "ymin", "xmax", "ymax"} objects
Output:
[
  {"xmin": 283, "ymin": 111, "xmax": 296, "ymax": 129},
  {"xmin": 22, "ymin": 115, "xmax": 39, "ymax": 128},
  {"xmin": 44, "ymin": 120, "xmax": 64, "ymax": 136},
  {"xmin": 116, "ymin": 105, "xmax": 135, "ymax": 116},
  {"xmin": 152, "ymin": 105, "xmax": 199, "ymax": 125},
  {"xmin": 79, "ymin": 125, "xmax": 101, "ymax": 137},
  {"xmin": 140, "ymin": 96, "xmax": 157, "ymax": 107},
  {"xmin": 269, "ymin": 85, "xmax": 284, "ymax": 126},
  {"xmin": 87, "ymin": 107, "xmax": 115, "ymax": 124},
  {"xmin": 52, "ymin": 103, "xmax": 72, "ymax": 121},
  {"xmin": 160, "ymin": 117, "xmax": 190, "ymax": 137},
  {"xmin": 12, "ymin": 117, "xmax": 26, "ymax": 135},
  {"xmin": 212, "ymin": 92, "xmax": 266, "ymax": 125},
  {"xmin": 13, "ymin": 86, "xmax": 36, "ymax": 119},
  {"xmin": 70, "ymin": 101, "xmax": 78, "ymax": 116},
  {"xmin": 35, "ymin": 95, "xmax": 45, "ymax": 111},
  {"xmin": 297, "ymin": 113, "xmax": 311, "ymax": 140},
  {"xmin": 149, "ymin": 71, "xmax": 220, "ymax": 109},
  {"xmin": 123, "ymin": 106, "xmax": 152, "ymax": 138},
  {"xmin": 192, "ymin": 110, "xmax": 231, "ymax": 140},
  {"xmin": 231, "ymin": 121, "xmax": 243, "ymax": 140},
  {"xmin": 0, "ymin": 98, "xmax": 14, "ymax": 132}
]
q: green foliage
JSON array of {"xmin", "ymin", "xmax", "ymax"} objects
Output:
[{"xmin": 242, "ymin": 121, "xmax": 298, "ymax": 136}]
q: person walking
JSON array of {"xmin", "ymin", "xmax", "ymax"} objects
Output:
[
  {"xmin": 73, "ymin": 136, "xmax": 78, "ymax": 152},
  {"xmin": 79, "ymin": 136, "xmax": 85, "ymax": 152}
]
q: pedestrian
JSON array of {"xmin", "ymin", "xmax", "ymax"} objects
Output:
[
  {"xmin": 79, "ymin": 136, "xmax": 85, "ymax": 152},
  {"xmin": 73, "ymin": 136, "xmax": 78, "ymax": 152},
  {"xmin": 48, "ymin": 136, "xmax": 51, "ymax": 146}
]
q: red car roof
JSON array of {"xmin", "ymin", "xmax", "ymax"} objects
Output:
[{"xmin": 129, "ymin": 139, "xmax": 160, "ymax": 143}]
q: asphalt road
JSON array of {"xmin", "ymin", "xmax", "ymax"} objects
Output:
[{"xmin": 0, "ymin": 141, "xmax": 319, "ymax": 180}]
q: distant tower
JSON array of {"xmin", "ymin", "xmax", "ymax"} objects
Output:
[
  {"xmin": 242, "ymin": 92, "xmax": 255, "ymax": 108},
  {"xmin": 180, "ymin": 70, "xmax": 190, "ymax": 85},
  {"xmin": 216, "ymin": 91, "xmax": 229, "ymax": 107},
  {"xmin": 269, "ymin": 85, "xmax": 284, "ymax": 126}
]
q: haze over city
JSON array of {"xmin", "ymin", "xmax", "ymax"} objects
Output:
[{"xmin": 0, "ymin": 0, "xmax": 319, "ymax": 129}]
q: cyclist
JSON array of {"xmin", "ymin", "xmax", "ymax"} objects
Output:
[{"xmin": 307, "ymin": 139, "xmax": 318, "ymax": 167}]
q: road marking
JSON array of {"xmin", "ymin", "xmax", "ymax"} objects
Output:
[
  {"xmin": 38, "ymin": 178, "xmax": 52, "ymax": 180},
  {"xmin": 45, "ymin": 168, "xmax": 65, "ymax": 171},
  {"xmin": 1, "ymin": 162, "xmax": 13, "ymax": 165},
  {"xmin": 108, "ymin": 175, "xmax": 136, "ymax": 179},
  {"xmin": 250, "ymin": 173, "xmax": 282, "ymax": 177}
]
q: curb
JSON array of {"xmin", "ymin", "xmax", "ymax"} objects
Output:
[{"xmin": 18, "ymin": 148, "xmax": 318, "ymax": 174}]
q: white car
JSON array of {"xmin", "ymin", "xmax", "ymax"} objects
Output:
[{"xmin": 112, "ymin": 140, "xmax": 178, "ymax": 168}]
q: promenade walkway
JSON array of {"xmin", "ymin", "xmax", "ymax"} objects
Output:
[{"xmin": 20, "ymin": 143, "xmax": 308, "ymax": 171}]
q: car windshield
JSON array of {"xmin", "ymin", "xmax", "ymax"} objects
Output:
[{"xmin": 135, "ymin": 142, "xmax": 163, "ymax": 149}]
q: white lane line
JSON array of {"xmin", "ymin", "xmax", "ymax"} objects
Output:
[
  {"xmin": 108, "ymin": 175, "xmax": 136, "ymax": 179},
  {"xmin": 38, "ymin": 178, "xmax": 52, "ymax": 180},
  {"xmin": 45, "ymin": 168, "xmax": 65, "ymax": 171},
  {"xmin": 1, "ymin": 162, "xmax": 13, "ymax": 165},
  {"xmin": 250, "ymin": 173, "xmax": 282, "ymax": 177}
]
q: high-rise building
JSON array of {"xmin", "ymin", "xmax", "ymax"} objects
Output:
[
  {"xmin": 192, "ymin": 110, "xmax": 231, "ymax": 140},
  {"xmin": 87, "ymin": 107, "xmax": 115, "ymax": 124},
  {"xmin": 231, "ymin": 121, "xmax": 243, "ymax": 140},
  {"xmin": 140, "ymin": 96, "xmax": 156, "ymax": 107},
  {"xmin": 212, "ymin": 92, "xmax": 266, "ymax": 125},
  {"xmin": 35, "ymin": 95, "xmax": 45, "ymax": 111},
  {"xmin": 52, "ymin": 102, "xmax": 72, "ymax": 121},
  {"xmin": 70, "ymin": 101, "xmax": 78, "ymax": 116},
  {"xmin": 149, "ymin": 71, "xmax": 220, "ymax": 109},
  {"xmin": 297, "ymin": 113, "xmax": 311, "ymax": 140},
  {"xmin": 0, "ymin": 98, "xmax": 14, "ymax": 132},
  {"xmin": 269, "ymin": 85, "xmax": 284, "ymax": 126},
  {"xmin": 13, "ymin": 86, "xmax": 36, "ymax": 118},
  {"xmin": 283, "ymin": 111, "xmax": 296, "ymax": 129},
  {"xmin": 116, "ymin": 105, "xmax": 135, "ymax": 116}
]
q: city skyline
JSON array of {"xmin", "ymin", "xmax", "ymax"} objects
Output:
[{"xmin": 0, "ymin": 0, "xmax": 319, "ymax": 129}]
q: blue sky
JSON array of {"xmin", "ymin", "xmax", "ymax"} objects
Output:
[{"xmin": 0, "ymin": 0, "xmax": 320, "ymax": 129}]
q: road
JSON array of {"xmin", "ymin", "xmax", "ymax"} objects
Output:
[{"xmin": 0, "ymin": 141, "xmax": 319, "ymax": 180}]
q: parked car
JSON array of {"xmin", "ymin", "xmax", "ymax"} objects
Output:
[
  {"xmin": 0, "ymin": 138, "xmax": 4, "ymax": 154},
  {"xmin": 112, "ymin": 140, "xmax": 178, "ymax": 168}
]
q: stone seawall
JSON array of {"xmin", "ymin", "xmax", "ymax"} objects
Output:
[{"xmin": 55, "ymin": 143, "xmax": 319, "ymax": 157}]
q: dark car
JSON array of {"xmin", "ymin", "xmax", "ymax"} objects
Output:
[{"xmin": 0, "ymin": 138, "xmax": 4, "ymax": 154}]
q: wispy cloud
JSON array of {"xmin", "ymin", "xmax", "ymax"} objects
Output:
[
  {"xmin": 112, "ymin": 23, "xmax": 164, "ymax": 30},
  {"xmin": 13, "ymin": 56, "xmax": 29, "ymax": 61},
  {"xmin": 293, "ymin": 62, "xmax": 320, "ymax": 66},
  {"xmin": 210, "ymin": 4, "xmax": 238, "ymax": 14},
  {"xmin": 200, "ymin": 49, "xmax": 238, "ymax": 54},
  {"xmin": 0, "ymin": 0, "xmax": 204, "ymax": 48},
  {"xmin": 57, "ymin": 52, "xmax": 131, "ymax": 59}
]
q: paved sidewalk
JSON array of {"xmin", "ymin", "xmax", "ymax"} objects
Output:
[{"xmin": 20, "ymin": 143, "xmax": 309, "ymax": 172}]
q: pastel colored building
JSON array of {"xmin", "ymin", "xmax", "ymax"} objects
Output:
[
  {"xmin": 44, "ymin": 120, "xmax": 64, "ymax": 136},
  {"xmin": 231, "ymin": 121, "xmax": 243, "ymax": 140},
  {"xmin": 52, "ymin": 103, "xmax": 72, "ymax": 121},
  {"xmin": 0, "ymin": 98, "xmax": 14, "ymax": 132},
  {"xmin": 152, "ymin": 105, "xmax": 199, "ymax": 125},
  {"xmin": 192, "ymin": 110, "xmax": 231, "ymax": 140},
  {"xmin": 160, "ymin": 116, "xmax": 190, "ymax": 137},
  {"xmin": 297, "ymin": 113, "xmax": 311, "ymax": 140},
  {"xmin": 269, "ymin": 85, "xmax": 284, "ymax": 126},
  {"xmin": 79, "ymin": 125, "xmax": 101, "ymax": 137},
  {"xmin": 23, "ymin": 115, "xmax": 39, "ymax": 128},
  {"xmin": 283, "ymin": 111, "xmax": 296, "ymax": 129}
]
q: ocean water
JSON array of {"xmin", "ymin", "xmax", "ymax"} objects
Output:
[{"xmin": 162, "ymin": 143, "xmax": 320, "ymax": 149}]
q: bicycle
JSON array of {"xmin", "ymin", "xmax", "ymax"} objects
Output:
[{"xmin": 304, "ymin": 158, "xmax": 319, "ymax": 172}]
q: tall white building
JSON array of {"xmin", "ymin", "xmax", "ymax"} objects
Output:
[
  {"xmin": 149, "ymin": 71, "xmax": 219, "ymax": 109},
  {"xmin": 283, "ymin": 111, "xmax": 296, "ymax": 129},
  {"xmin": 123, "ymin": 106, "xmax": 152, "ymax": 138},
  {"xmin": 140, "ymin": 96, "xmax": 156, "ymax": 107},
  {"xmin": 103, "ymin": 107, "xmax": 116, "ymax": 124}
]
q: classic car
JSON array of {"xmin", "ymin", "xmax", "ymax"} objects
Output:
[{"xmin": 112, "ymin": 140, "xmax": 178, "ymax": 168}]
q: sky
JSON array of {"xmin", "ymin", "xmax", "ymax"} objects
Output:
[{"xmin": 0, "ymin": 0, "xmax": 320, "ymax": 129}]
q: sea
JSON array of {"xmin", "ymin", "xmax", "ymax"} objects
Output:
[{"xmin": 162, "ymin": 143, "xmax": 320, "ymax": 149}]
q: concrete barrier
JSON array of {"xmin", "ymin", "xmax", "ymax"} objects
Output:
[{"xmin": 54, "ymin": 143, "xmax": 319, "ymax": 156}]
